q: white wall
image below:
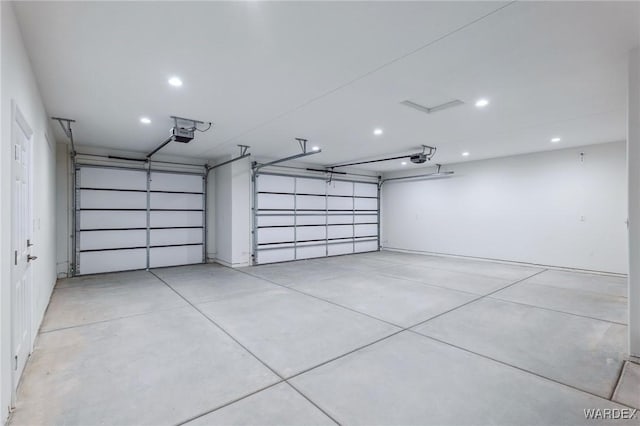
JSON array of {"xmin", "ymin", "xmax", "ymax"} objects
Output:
[
  {"xmin": 382, "ymin": 141, "xmax": 627, "ymax": 274},
  {"xmin": 1, "ymin": 2, "xmax": 57, "ymax": 422},
  {"xmin": 55, "ymin": 142, "xmax": 71, "ymax": 277},
  {"xmin": 214, "ymin": 156, "xmax": 251, "ymax": 267},
  {"xmin": 628, "ymin": 46, "xmax": 640, "ymax": 359},
  {"xmin": 214, "ymin": 157, "xmax": 233, "ymax": 265}
]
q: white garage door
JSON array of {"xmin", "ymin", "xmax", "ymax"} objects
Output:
[
  {"xmin": 253, "ymin": 173, "xmax": 379, "ymax": 264},
  {"xmin": 75, "ymin": 165, "xmax": 205, "ymax": 275}
]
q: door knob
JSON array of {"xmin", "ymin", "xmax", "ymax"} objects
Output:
[{"xmin": 27, "ymin": 255, "xmax": 38, "ymax": 262}]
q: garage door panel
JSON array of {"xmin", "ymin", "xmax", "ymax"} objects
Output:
[
  {"xmin": 79, "ymin": 167, "xmax": 146, "ymax": 190},
  {"xmin": 328, "ymin": 197, "xmax": 353, "ymax": 210},
  {"xmin": 258, "ymin": 227, "xmax": 294, "ymax": 244},
  {"xmin": 150, "ymin": 228, "xmax": 202, "ymax": 246},
  {"xmin": 327, "ymin": 215, "xmax": 353, "ymax": 225},
  {"xmin": 355, "ymin": 197, "xmax": 378, "ymax": 211},
  {"xmin": 327, "ymin": 181, "xmax": 353, "ymax": 196},
  {"xmin": 258, "ymin": 193, "xmax": 294, "ymax": 210},
  {"xmin": 150, "ymin": 211, "xmax": 203, "ymax": 228},
  {"xmin": 357, "ymin": 214, "xmax": 378, "ymax": 224},
  {"xmin": 257, "ymin": 247, "xmax": 295, "ymax": 264},
  {"xmin": 150, "ymin": 245, "xmax": 203, "ymax": 268},
  {"xmin": 354, "ymin": 182, "xmax": 378, "ymax": 197},
  {"xmin": 328, "ymin": 242, "xmax": 354, "ymax": 256},
  {"xmin": 150, "ymin": 192, "xmax": 203, "ymax": 210},
  {"xmin": 257, "ymin": 216, "xmax": 295, "ymax": 227},
  {"xmin": 296, "ymin": 215, "xmax": 326, "ymax": 225},
  {"xmin": 296, "ymin": 194, "xmax": 325, "ymax": 210},
  {"xmin": 297, "ymin": 245, "xmax": 326, "ymax": 259},
  {"xmin": 80, "ymin": 190, "xmax": 146, "ymax": 210},
  {"xmin": 257, "ymin": 175, "xmax": 294, "ymax": 193},
  {"xmin": 150, "ymin": 172, "xmax": 203, "ymax": 193},
  {"xmin": 328, "ymin": 225, "xmax": 354, "ymax": 239},
  {"xmin": 79, "ymin": 230, "xmax": 146, "ymax": 251},
  {"xmin": 355, "ymin": 224, "xmax": 378, "ymax": 237},
  {"xmin": 296, "ymin": 178, "xmax": 326, "ymax": 195},
  {"xmin": 79, "ymin": 249, "xmax": 147, "ymax": 275},
  {"xmin": 355, "ymin": 239, "xmax": 378, "ymax": 253},
  {"xmin": 80, "ymin": 211, "xmax": 147, "ymax": 230},
  {"xmin": 297, "ymin": 226, "xmax": 326, "ymax": 241}
]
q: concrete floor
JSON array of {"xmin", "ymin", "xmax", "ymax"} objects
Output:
[{"xmin": 8, "ymin": 251, "xmax": 639, "ymax": 425}]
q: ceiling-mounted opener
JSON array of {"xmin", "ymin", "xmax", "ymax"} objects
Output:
[{"xmin": 146, "ymin": 115, "xmax": 213, "ymax": 159}]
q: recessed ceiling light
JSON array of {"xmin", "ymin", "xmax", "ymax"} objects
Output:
[
  {"xmin": 462, "ymin": 152, "xmax": 470, "ymax": 157},
  {"xmin": 311, "ymin": 146, "xmax": 320, "ymax": 151},
  {"xmin": 551, "ymin": 137, "xmax": 561, "ymax": 143},
  {"xmin": 374, "ymin": 128, "xmax": 383, "ymax": 136},
  {"xmin": 168, "ymin": 76, "xmax": 183, "ymax": 87},
  {"xmin": 140, "ymin": 117, "xmax": 151, "ymax": 124},
  {"xmin": 401, "ymin": 161, "xmax": 407, "ymax": 166},
  {"xmin": 475, "ymin": 98, "xmax": 489, "ymax": 108}
]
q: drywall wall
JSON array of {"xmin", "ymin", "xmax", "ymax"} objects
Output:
[
  {"xmin": 628, "ymin": 46, "xmax": 640, "ymax": 359},
  {"xmin": 55, "ymin": 142, "xmax": 71, "ymax": 277},
  {"xmin": 214, "ymin": 156, "xmax": 251, "ymax": 267},
  {"xmin": 1, "ymin": 2, "xmax": 57, "ymax": 421},
  {"xmin": 214, "ymin": 156, "xmax": 233, "ymax": 265},
  {"xmin": 381, "ymin": 141, "xmax": 627, "ymax": 274}
]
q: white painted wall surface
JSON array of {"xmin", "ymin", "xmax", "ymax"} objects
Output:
[
  {"xmin": 628, "ymin": 46, "xmax": 640, "ymax": 359},
  {"xmin": 213, "ymin": 157, "xmax": 251, "ymax": 267},
  {"xmin": 382, "ymin": 142, "xmax": 627, "ymax": 274},
  {"xmin": 231, "ymin": 158, "xmax": 252, "ymax": 267},
  {"xmin": 214, "ymin": 157, "xmax": 233, "ymax": 266},
  {"xmin": 55, "ymin": 143, "xmax": 70, "ymax": 277},
  {"xmin": 1, "ymin": 2, "xmax": 57, "ymax": 422}
]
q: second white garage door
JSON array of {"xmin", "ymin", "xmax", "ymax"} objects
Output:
[{"xmin": 254, "ymin": 173, "xmax": 379, "ymax": 264}]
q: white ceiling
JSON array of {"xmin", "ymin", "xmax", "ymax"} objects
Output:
[{"xmin": 13, "ymin": 1, "xmax": 640, "ymax": 171}]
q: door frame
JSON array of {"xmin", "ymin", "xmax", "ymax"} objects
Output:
[{"xmin": 10, "ymin": 101, "xmax": 34, "ymax": 404}]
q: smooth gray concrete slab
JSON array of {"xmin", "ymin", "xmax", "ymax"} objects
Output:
[
  {"xmin": 241, "ymin": 260, "xmax": 355, "ymax": 286},
  {"xmin": 414, "ymin": 298, "xmax": 626, "ymax": 398},
  {"xmin": 185, "ymin": 383, "xmax": 335, "ymax": 426},
  {"xmin": 294, "ymin": 272, "xmax": 477, "ymax": 327},
  {"xmin": 152, "ymin": 264, "xmax": 278, "ymax": 304},
  {"xmin": 42, "ymin": 272, "xmax": 187, "ymax": 331},
  {"xmin": 493, "ymin": 281, "xmax": 627, "ymax": 324},
  {"xmin": 613, "ymin": 362, "xmax": 640, "ymax": 409},
  {"xmin": 306, "ymin": 254, "xmax": 404, "ymax": 272},
  {"xmin": 411, "ymin": 256, "xmax": 544, "ymax": 281},
  {"xmin": 522, "ymin": 269, "xmax": 628, "ymax": 298},
  {"xmin": 55, "ymin": 269, "xmax": 152, "ymax": 289},
  {"xmin": 379, "ymin": 263, "xmax": 513, "ymax": 295},
  {"xmin": 10, "ymin": 307, "xmax": 279, "ymax": 426},
  {"xmin": 291, "ymin": 331, "xmax": 634, "ymax": 426},
  {"xmin": 357, "ymin": 250, "xmax": 443, "ymax": 265},
  {"xmin": 197, "ymin": 287, "xmax": 400, "ymax": 377}
]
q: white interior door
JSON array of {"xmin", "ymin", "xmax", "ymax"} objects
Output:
[{"xmin": 11, "ymin": 103, "xmax": 34, "ymax": 399}]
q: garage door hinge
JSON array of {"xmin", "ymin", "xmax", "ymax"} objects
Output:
[
  {"xmin": 14, "ymin": 250, "xmax": 17, "ymax": 266},
  {"xmin": 13, "ymin": 355, "xmax": 17, "ymax": 371}
]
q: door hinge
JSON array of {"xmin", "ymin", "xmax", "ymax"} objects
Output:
[
  {"xmin": 13, "ymin": 355, "xmax": 17, "ymax": 371},
  {"xmin": 14, "ymin": 250, "xmax": 18, "ymax": 266}
]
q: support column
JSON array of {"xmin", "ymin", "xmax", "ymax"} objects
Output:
[{"xmin": 628, "ymin": 46, "xmax": 640, "ymax": 360}]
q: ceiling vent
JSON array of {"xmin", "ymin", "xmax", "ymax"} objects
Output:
[{"xmin": 400, "ymin": 99, "xmax": 464, "ymax": 115}]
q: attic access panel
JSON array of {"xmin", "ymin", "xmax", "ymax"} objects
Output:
[
  {"xmin": 75, "ymin": 165, "xmax": 205, "ymax": 275},
  {"xmin": 253, "ymin": 173, "xmax": 379, "ymax": 265}
]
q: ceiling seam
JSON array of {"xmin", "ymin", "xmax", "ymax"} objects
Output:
[{"xmin": 199, "ymin": 0, "xmax": 518, "ymax": 157}]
